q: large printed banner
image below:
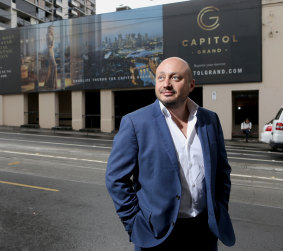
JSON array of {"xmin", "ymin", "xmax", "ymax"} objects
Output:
[
  {"xmin": 0, "ymin": 0, "xmax": 261, "ymax": 94},
  {"xmin": 0, "ymin": 30, "xmax": 21, "ymax": 93},
  {"xmin": 163, "ymin": 0, "xmax": 262, "ymax": 84}
]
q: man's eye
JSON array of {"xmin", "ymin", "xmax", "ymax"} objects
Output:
[
  {"xmin": 158, "ymin": 76, "xmax": 165, "ymax": 81},
  {"xmin": 172, "ymin": 76, "xmax": 180, "ymax": 80}
]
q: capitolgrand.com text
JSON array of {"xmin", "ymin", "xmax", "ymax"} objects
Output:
[{"xmin": 193, "ymin": 68, "xmax": 243, "ymax": 76}]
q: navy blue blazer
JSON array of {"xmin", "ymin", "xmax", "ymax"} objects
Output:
[{"xmin": 106, "ymin": 99, "xmax": 235, "ymax": 248}]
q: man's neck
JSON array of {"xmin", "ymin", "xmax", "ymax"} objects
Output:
[{"xmin": 167, "ymin": 100, "xmax": 189, "ymax": 123}]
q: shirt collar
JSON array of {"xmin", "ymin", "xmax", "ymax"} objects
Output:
[{"xmin": 159, "ymin": 98, "xmax": 199, "ymax": 120}]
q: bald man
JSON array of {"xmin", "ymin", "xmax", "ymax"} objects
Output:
[{"xmin": 106, "ymin": 57, "xmax": 235, "ymax": 250}]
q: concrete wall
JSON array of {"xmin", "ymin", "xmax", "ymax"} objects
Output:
[
  {"xmin": 0, "ymin": 95, "xmax": 3, "ymax": 125},
  {"xmin": 39, "ymin": 92, "xmax": 59, "ymax": 128},
  {"xmin": 72, "ymin": 91, "xmax": 85, "ymax": 130},
  {"xmin": 2, "ymin": 94, "xmax": 27, "ymax": 126},
  {"xmin": 260, "ymin": 1, "xmax": 283, "ymax": 126},
  {"xmin": 100, "ymin": 89, "xmax": 115, "ymax": 133},
  {"xmin": 203, "ymin": 84, "xmax": 260, "ymax": 139}
]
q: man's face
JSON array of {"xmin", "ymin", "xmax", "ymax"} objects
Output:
[{"xmin": 155, "ymin": 58, "xmax": 195, "ymax": 109}]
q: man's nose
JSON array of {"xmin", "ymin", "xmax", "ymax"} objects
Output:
[{"xmin": 163, "ymin": 77, "xmax": 172, "ymax": 88}]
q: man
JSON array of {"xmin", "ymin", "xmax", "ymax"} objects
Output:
[
  {"xmin": 106, "ymin": 57, "xmax": 235, "ymax": 250},
  {"xmin": 241, "ymin": 118, "xmax": 252, "ymax": 142}
]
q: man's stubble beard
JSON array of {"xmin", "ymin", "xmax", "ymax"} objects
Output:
[{"xmin": 157, "ymin": 95, "xmax": 188, "ymax": 110}]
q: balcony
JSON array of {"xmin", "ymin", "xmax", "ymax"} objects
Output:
[
  {"xmin": 35, "ymin": 13, "xmax": 50, "ymax": 22},
  {"xmin": 26, "ymin": 0, "xmax": 36, "ymax": 4},
  {"xmin": 88, "ymin": 0, "xmax": 95, "ymax": 5},
  {"xmin": 44, "ymin": 6, "xmax": 53, "ymax": 13},
  {"xmin": 55, "ymin": 0, "xmax": 63, "ymax": 7},
  {"xmin": 69, "ymin": 0, "xmax": 79, "ymax": 7},
  {"xmin": 41, "ymin": 17, "xmax": 51, "ymax": 22},
  {"xmin": 0, "ymin": 21, "xmax": 10, "ymax": 29},
  {"xmin": 17, "ymin": 16, "xmax": 24, "ymax": 25},
  {"xmin": 85, "ymin": 9, "xmax": 92, "ymax": 15},
  {"xmin": 0, "ymin": 8, "xmax": 11, "ymax": 21},
  {"xmin": 69, "ymin": 8, "xmax": 78, "ymax": 16},
  {"xmin": 74, "ymin": 6, "xmax": 85, "ymax": 14},
  {"xmin": 17, "ymin": 17, "xmax": 31, "ymax": 26},
  {"xmin": 78, "ymin": 0, "xmax": 85, "ymax": 5},
  {"xmin": 45, "ymin": 0, "xmax": 53, "ymax": 5},
  {"xmin": 55, "ymin": 8, "xmax": 64, "ymax": 17},
  {"xmin": 86, "ymin": 4, "xmax": 94, "ymax": 11},
  {"xmin": 0, "ymin": 0, "xmax": 11, "ymax": 7}
]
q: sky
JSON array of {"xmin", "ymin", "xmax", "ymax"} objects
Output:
[{"xmin": 96, "ymin": 0, "xmax": 191, "ymax": 14}]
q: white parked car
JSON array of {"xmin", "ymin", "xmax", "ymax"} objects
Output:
[{"xmin": 260, "ymin": 106, "xmax": 283, "ymax": 150}]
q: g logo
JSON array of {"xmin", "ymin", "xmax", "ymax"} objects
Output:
[{"xmin": 197, "ymin": 6, "xmax": 220, "ymax": 31}]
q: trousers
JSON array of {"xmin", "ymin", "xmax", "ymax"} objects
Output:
[
  {"xmin": 135, "ymin": 211, "xmax": 218, "ymax": 251},
  {"xmin": 242, "ymin": 129, "xmax": 250, "ymax": 142}
]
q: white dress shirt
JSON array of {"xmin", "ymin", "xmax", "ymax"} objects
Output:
[
  {"xmin": 241, "ymin": 121, "xmax": 252, "ymax": 130},
  {"xmin": 159, "ymin": 98, "xmax": 207, "ymax": 218}
]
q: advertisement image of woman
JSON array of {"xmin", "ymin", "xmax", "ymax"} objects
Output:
[{"xmin": 45, "ymin": 25, "xmax": 57, "ymax": 89}]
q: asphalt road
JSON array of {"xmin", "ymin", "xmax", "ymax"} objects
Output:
[{"xmin": 0, "ymin": 127, "xmax": 282, "ymax": 251}]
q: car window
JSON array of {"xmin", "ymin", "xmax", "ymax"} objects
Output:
[
  {"xmin": 275, "ymin": 108, "xmax": 283, "ymax": 120},
  {"xmin": 267, "ymin": 119, "xmax": 274, "ymax": 124}
]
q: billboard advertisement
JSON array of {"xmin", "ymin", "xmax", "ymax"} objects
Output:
[
  {"xmin": 0, "ymin": 0, "xmax": 261, "ymax": 94},
  {"xmin": 0, "ymin": 29, "xmax": 21, "ymax": 93},
  {"xmin": 163, "ymin": 0, "xmax": 262, "ymax": 84}
]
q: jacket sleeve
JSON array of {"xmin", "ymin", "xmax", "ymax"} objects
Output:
[
  {"xmin": 215, "ymin": 114, "xmax": 232, "ymax": 211},
  {"xmin": 105, "ymin": 115, "xmax": 140, "ymax": 233}
]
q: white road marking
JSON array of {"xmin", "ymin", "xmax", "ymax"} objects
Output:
[
  {"xmin": 232, "ymin": 173, "xmax": 283, "ymax": 182},
  {"xmin": 231, "ymin": 200, "xmax": 283, "ymax": 210},
  {"xmin": 226, "ymin": 145, "xmax": 283, "ymax": 155},
  {"xmin": 1, "ymin": 150, "xmax": 282, "ymax": 181},
  {"xmin": 228, "ymin": 156, "xmax": 283, "ymax": 164},
  {"xmin": 0, "ymin": 150, "xmax": 108, "ymax": 164},
  {"xmin": 232, "ymin": 182, "xmax": 283, "ymax": 191},
  {"xmin": 0, "ymin": 131, "xmax": 113, "ymax": 142},
  {"xmin": 229, "ymin": 152, "xmax": 268, "ymax": 157},
  {"xmin": 0, "ymin": 137, "xmax": 112, "ymax": 149}
]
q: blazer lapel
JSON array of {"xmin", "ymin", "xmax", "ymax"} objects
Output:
[
  {"xmin": 196, "ymin": 108, "xmax": 212, "ymax": 187},
  {"xmin": 152, "ymin": 100, "xmax": 180, "ymax": 174}
]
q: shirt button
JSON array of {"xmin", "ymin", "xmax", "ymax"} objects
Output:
[{"xmin": 176, "ymin": 195, "xmax": 180, "ymax": 200}]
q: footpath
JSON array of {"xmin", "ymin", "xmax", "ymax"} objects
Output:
[{"xmin": 0, "ymin": 125, "xmax": 115, "ymax": 139}]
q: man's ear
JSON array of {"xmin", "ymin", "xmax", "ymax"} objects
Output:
[{"xmin": 189, "ymin": 79, "xmax": 196, "ymax": 92}]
